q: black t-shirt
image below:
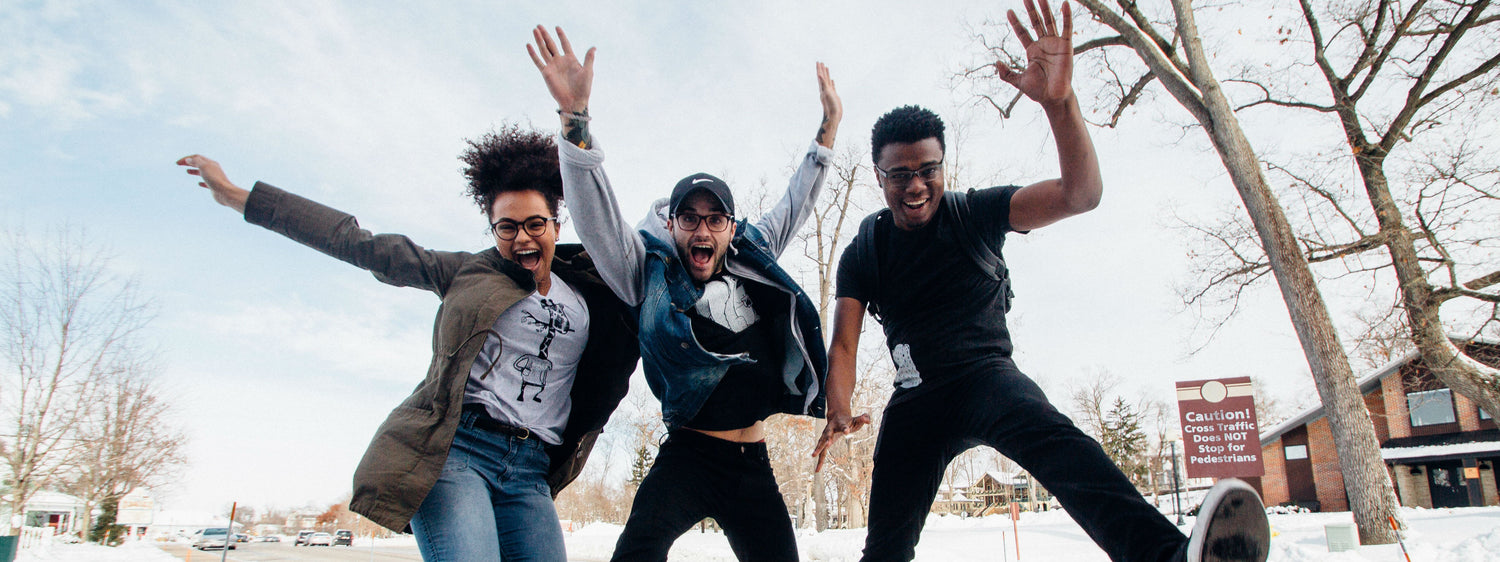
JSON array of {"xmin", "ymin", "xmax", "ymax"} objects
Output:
[
  {"xmin": 835, "ymin": 185, "xmax": 1023, "ymax": 403},
  {"xmin": 685, "ymin": 276, "xmax": 788, "ymax": 430}
]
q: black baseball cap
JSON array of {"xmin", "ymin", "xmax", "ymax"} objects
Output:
[{"xmin": 669, "ymin": 173, "xmax": 735, "ymax": 216}]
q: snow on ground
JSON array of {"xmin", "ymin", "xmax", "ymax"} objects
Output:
[
  {"xmin": 16, "ymin": 506, "xmax": 1500, "ymax": 561},
  {"xmin": 16, "ymin": 540, "xmax": 177, "ymax": 561}
]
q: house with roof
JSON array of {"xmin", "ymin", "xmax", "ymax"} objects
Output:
[
  {"xmin": 930, "ymin": 482, "xmax": 984, "ymax": 516},
  {"xmin": 968, "ymin": 470, "xmax": 1053, "ymax": 514},
  {"xmin": 1256, "ymin": 339, "xmax": 1499, "ymax": 511}
]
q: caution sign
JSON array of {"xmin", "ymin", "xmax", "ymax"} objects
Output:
[
  {"xmin": 1176, "ymin": 377, "xmax": 1263, "ymax": 478},
  {"xmin": 116, "ymin": 489, "xmax": 155, "ymax": 526}
]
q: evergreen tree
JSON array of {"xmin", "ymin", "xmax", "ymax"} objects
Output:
[
  {"xmin": 88, "ymin": 497, "xmax": 125, "ymax": 546},
  {"xmin": 628, "ymin": 443, "xmax": 654, "ymax": 488},
  {"xmin": 1100, "ymin": 397, "xmax": 1148, "ymax": 488}
]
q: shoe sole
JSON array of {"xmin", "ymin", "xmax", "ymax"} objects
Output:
[{"xmin": 1186, "ymin": 478, "xmax": 1270, "ymax": 562}]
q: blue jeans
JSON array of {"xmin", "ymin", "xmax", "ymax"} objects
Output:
[{"xmin": 411, "ymin": 410, "xmax": 566, "ymax": 562}]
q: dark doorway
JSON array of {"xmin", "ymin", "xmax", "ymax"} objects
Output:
[
  {"xmin": 1427, "ymin": 461, "xmax": 1471, "ymax": 508},
  {"xmin": 1283, "ymin": 427, "xmax": 1317, "ymax": 507}
]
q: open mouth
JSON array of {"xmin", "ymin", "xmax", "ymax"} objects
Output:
[
  {"xmin": 515, "ymin": 249, "xmax": 542, "ymax": 270},
  {"xmin": 689, "ymin": 243, "xmax": 714, "ymax": 268},
  {"xmin": 902, "ymin": 197, "xmax": 929, "ymax": 210}
]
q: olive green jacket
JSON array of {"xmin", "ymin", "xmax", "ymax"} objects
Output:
[{"xmin": 244, "ymin": 183, "xmax": 640, "ymax": 532}]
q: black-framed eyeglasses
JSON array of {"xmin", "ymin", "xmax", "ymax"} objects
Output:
[
  {"xmin": 490, "ymin": 216, "xmax": 558, "ymax": 240},
  {"xmin": 672, "ymin": 213, "xmax": 734, "ymax": 233},
  {"xmin": 875, "ymin": 161, "xmax": 944, "ymax": 184}
]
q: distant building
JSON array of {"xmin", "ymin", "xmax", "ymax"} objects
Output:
[
  {"xmin": 968, "ymin": 470, "xmax": 1053, "ymax": 514},
  {"xmin": 1257, "ymin": 340, "xmax": 1500, "ymax": 511},
  {"xmin": 285, "ymin": 510, "xmax": 320, "ymax": 530},
  {"xmin": 2, "ymin": 491, "xmax": 86, "ymax": 535},
  {"xmin": 931, "ymin": 482, "xmax": 984, "ymax": 516},
  {"xmin": 145, "ymin": 510, "xmax": 235, "ymax": 541}
]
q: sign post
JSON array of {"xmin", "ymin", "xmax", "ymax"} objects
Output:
[
  {"xmin": 1175, "ymin": 377, "xmax": 1264, "ymax": 479},
  {"xmin": 1010, "ymin": 502, "xmax": 1021, "ymax": 560}
]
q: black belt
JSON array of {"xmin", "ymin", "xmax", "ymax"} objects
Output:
[{"xmin": 462, "ymin": 405, "xmax": 532, "ymax": 440}]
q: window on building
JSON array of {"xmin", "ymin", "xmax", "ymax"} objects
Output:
[
  {"xmin": 1406, "ymin": 388, "xmax": 1457, "ymax": 426},
  {"xmin": 1284, "ymin": 444, "xmax": 1308, "ymax": 460},
  {"xmin": 1481, "ymin": 408, "xmax": 1491, "ymax": 420}
]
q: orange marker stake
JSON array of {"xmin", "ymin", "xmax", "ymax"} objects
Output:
[{"xmin": 1388, "ymin": 515, "xmax": 1411, "ymax": 562}]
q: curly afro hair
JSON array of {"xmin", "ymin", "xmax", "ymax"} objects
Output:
[
  {"xmin": 461, "ymin": 124, "xmax": 563, "ymax": 218},
  {"xmin": 870, "ymin": 105, "xmax": 946, "ymax": 165}
]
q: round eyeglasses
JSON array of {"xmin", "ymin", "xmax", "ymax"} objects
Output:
[
  {"xmin": 672, "ymin": 213, "xmax": 734, "ymax": 232},
  {"xmin": 490, "ymin": 216, "xmax": 558, "ymax": 240}
]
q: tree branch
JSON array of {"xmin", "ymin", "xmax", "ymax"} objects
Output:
[
  {"xmin": 1465, "ymin": 270, "xmax": 1500, "ymax": 292},
  {"xmin": 1106, "ymin": 72, "xmax": 1157, "ymax": 127},
  {"xmin": 1382, "ymin": 0, "xmax": 1493, "ymax": 152},
  {"xmin": 1077, "ymin": 0, "xmax": 1208, "ymax": 121},
  {"xmin": 1350, "ymin": 0, "xmax": 1424, "ymax": 103},
  {"xmin": 1405, "ymin": 13, "xmax": 1500, "ymax": 35},
  {"xmin": 1077, "ymin": 35, "xmax": 1129, "ymax": 52},
  {"xmin": 1230, "ymin": 79, "xmax": 1338, "ymax": 112}
]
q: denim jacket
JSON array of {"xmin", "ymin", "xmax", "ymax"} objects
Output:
[
  {"xmin": 558, "ymin": 136, "xmax": 832, "ymax": 429},
  {"xmin": 637, "ymin": 222, "xmax": 827, "ymax": 428}
]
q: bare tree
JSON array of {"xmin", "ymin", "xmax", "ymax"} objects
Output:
[
  {"xmin": 65, "ymin": 364, "xmax": 187, "ymax": 540},
  {"xmin": 1, "ymin": 228, "xmax": 154, "ymax": 534},
  {"xmin": 959, "ymin": 0, "xmax": 1407, "ymax": 542},
  {"xmin": 1165, "ymin": 0, "xmax": 1500, "ymax": 414},
  {"xmin": 1068, "ymin": 369, "xmax": 1123, "ymax": 439},
  {"xmin": 784, "ymin": 145, "xmax": 876, "ymax": 530},
  {"xmin": 1270, "ymin": 0, "xmax": 1500, "ymax": 417}
]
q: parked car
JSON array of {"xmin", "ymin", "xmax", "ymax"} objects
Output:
[
  {"xmin": 192, "ymin": 528, "xmax": 237, "ymax": 551},
  {"xmin": 333, "ymin": 529, "xmax": 353, "ymax": 546},
  {"xmin": 294, "ymin": 530, "xmax": 315, "ymax": 546},
  {"xmin": 307, "ymin": 532, "xmax": 334, "ymax": 546},
  {"xmin": 259, "ymin": 534, "xmax": 282, "ymax": 542},
  {"xmin": 235, "ymin": 533, "xmax": 251, "ymax": 543}
]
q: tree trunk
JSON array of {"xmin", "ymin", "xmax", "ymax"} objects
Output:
[
  {"xmin": 1167, "ymin": 3, "xmax": 1401, "ymax": 543},
  {"xmin": 1350, "ymin": 145, "xmax": 1500, "ymax": 421}
]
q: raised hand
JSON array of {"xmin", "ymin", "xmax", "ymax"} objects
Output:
[
  {"xmin": 815, "ymin": 62, "xmax": 842, "ymax": 149},
  {"xmin": 811, "ymin": 411, "xmax": 871, "ymax": 472},
  {"xmin": 996, "ymin": 0, "xmax": 1075, "ymax": 108},
  {"xmin": 528, "ymin": 26, "xmax": 594, "ymax": 115},
  {"xmin": 176, "ymin": 154, "xmax": 248, "ymax": 213}
]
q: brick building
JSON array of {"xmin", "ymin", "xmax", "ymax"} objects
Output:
[{"xmin": 1256, "ymin": 340, "xmax": 1499, "ymax": 511}]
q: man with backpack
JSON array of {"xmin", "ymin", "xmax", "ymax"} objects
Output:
[{"xmin": 814, "ymin": 2, "xmax": 1270, "ymax": 561}]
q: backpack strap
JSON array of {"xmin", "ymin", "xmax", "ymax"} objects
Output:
[
  {"xmin": 855, "ymin": 209, "xmax": 889, "ymax": 321},
  {"xmin": 943, "ymin": 189, "xmax": 1015, "ymax": 309}
]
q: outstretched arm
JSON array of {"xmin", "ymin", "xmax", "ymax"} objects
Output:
[
  {"xmin": 530, "ymin": 26, "xmax": 648, "ymax": 305},
  {"xmin": 754, "ymin": 63, "xmax": 840, "ymax": 256},
  {"xmin": 174, "ymin": 155, "xmax": 464, "ymax": 294},
  {"xmin": 813, "ymin": 296, "xmax": 871, "ymax": 471},
  {"xmin": 998, "ymin": 0, "xmax": 1102, "ymax": 232}
]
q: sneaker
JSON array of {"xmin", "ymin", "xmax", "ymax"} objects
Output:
[{"xmin": 1186, "ymin": 478, "xmax": 1270, "ymax": 562}]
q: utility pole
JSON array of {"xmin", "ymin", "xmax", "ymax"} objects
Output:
[{"xmin": 1169, "ymin": 441, "xmax": 1184, "ymax": 526}]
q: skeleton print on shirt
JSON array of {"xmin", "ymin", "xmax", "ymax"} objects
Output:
[
  {"xmin": 462, "ymin": 273, "xmax": 589, "ymax": 445},
  {"xmin": 892, "ymin": 343, "xmax": 922, "ymax": 389},
  {"xmin": 513, "ymin": 298, "xmax": 576, "ymax": 401},
  {"xmin": 695, "ymin": 276, "xmax": 759, "ymax": 333}
]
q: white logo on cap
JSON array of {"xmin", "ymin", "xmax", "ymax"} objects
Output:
[{"xmin": 693, "ymin": 178, "xmax": 715, "ymax": 185}]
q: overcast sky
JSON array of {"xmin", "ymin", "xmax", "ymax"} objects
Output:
[{"xmin": 1, "ymin": 1, "xmax": 1397, "ymax": 516}]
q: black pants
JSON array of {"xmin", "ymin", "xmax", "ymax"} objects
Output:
[
  {"xmin": 612, "ymin": 429, "xmax": 798, "ymax": 561},
  {"xmin": 862, "ymin": 362, "xmax": 1188, "ymax": 562}
]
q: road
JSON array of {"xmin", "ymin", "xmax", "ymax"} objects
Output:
[{"xmin": 158, "ymin": 542, "xmax": 422, "ymax": 561}]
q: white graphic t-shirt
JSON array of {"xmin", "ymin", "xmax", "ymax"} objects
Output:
[
  {"xmin": 464, "ymin": 273, "xmax": 589, "ymax": 445},
  {"xmin": 695, "ymin": 276, "xmax": 760, "ymax": 333}
]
